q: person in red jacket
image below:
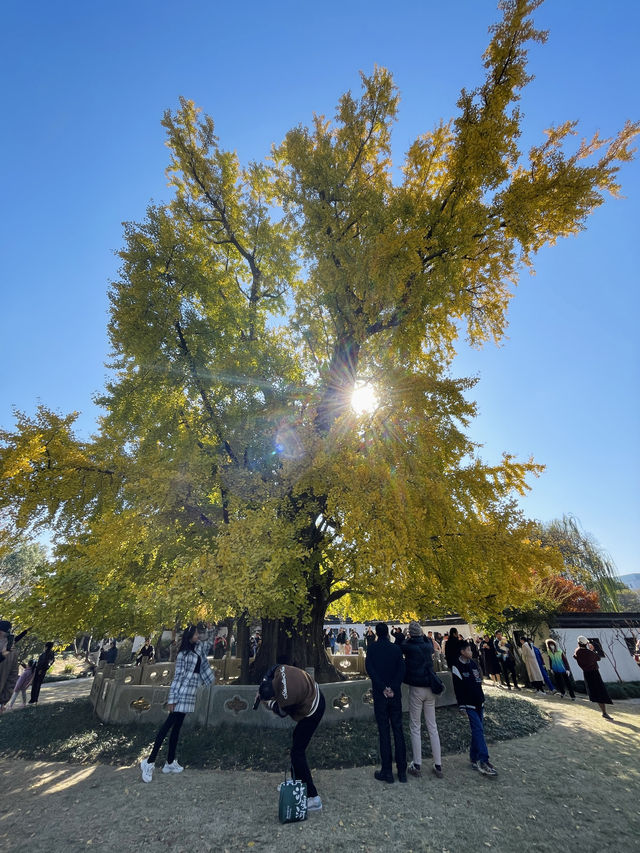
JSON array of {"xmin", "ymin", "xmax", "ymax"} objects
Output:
[
  {"xmin": 573, "ymin": 636, "xmax": 613, "ymax": 720},
  {"xmin": 257, "ymin": 663, "xmax": 326, "ymax": 812}
]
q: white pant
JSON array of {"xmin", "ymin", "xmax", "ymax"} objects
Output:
[
  {"xmin": 8, "ymin": 689, "xmax": 27, "ymax": 708},
  {"xmin": 408, "ymin": 685, "xmax": 442, "ymax": 766}
]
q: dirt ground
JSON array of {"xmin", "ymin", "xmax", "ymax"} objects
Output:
[{"xmin": 1, "ymin": 692, "xmax": 639, "ymax": 853}]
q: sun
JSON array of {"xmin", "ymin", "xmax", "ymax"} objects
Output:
[{"xmin": 351, "ymin": 381, "xmax": 378, "ymax": 415}]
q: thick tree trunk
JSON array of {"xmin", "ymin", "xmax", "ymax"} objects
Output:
[
  {"xmin": 247, "ymin": 589, "xmax": 344, "ymax": 684},
  {"xmin": 315, "ymin": 337, "xmax": 360, "ymax": 433},
  {"xmin": 236, "ymin": 613, "xmax": 251, "ymax": 683},
  {"xmin": 248, "ymin": 617, "xmax": 281, "ymax": 683}
]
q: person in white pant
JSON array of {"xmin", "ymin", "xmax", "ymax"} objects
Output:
[
  {"xmin": 7, "ymin": 659, "xmax": 35, "ymax": 709},
  {"xmin": 399, "ymin": 621, "xmax": 443, "ymax": 779}
]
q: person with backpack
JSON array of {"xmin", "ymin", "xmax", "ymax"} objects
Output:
[
  {"xmin": 140, "ymin": 624, "xmax": 215, "ymax": 782},
  {"xmin": 401, "ymin": 621, "xmax": 443, "ymax": 779}
]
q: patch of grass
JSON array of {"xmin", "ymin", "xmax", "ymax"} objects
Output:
[{"xmin": 0, "ymin": 693, "xmax": 549, "ymax": 770}]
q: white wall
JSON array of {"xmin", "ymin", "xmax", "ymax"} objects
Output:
[
  {"xmin": 551, "ymin": 627, "xmax": 640, "ymax": 683},
  {"xmin": 324, "ymin": 622, "xmax": 479, "ymax": 641}
]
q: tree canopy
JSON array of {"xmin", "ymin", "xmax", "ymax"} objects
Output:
[{"xmin": 1, "ymin": 0, "xmax": 637, "ymax": 675}]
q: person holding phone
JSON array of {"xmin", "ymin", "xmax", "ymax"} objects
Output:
[
  {"xmin": 573, "ymin": 636, "xmax": 613, "ymax": 720},
  {"xmin": 140, "ymin": 624, "xmax": 215, "ymax": 781}
]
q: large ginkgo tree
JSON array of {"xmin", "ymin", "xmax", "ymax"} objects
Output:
[{"xmin": 1, "ymin": 0, "xmax": 636, "ymax": 680}]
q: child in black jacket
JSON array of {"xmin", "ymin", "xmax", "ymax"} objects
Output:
[{"xmin": 451, "ymin": 640, "xmax": 498, "ymax": 776}]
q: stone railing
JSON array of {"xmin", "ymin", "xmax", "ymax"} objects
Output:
[{"xmin": 90, "ymin": 659, "xmax": 456, "ymax": 728}]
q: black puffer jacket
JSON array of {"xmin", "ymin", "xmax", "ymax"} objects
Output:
[{"xmin": 401, "ymin": 636, "xmax": 436, "ymax": 687}]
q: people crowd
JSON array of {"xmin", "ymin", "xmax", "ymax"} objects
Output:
[
  {"xmin": 1, "ymin": 610, "xmax": 623, "ymax": 817},
  {"xmin": 135, "ymin": 619, "xmax": 584, "ymax": 793}
]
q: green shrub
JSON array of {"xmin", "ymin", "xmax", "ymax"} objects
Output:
[
  {"xmin": 574, "ymin": 680, "xmax": 640, "ymax": 699},
  {"xmin": 606, "ymin": 683, "xmax": 629, "ymax": 700}
]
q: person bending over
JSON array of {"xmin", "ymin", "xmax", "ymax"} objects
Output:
[{"xmin": 256, "ymin": 663, "xmax": 326, "ymax": 812}]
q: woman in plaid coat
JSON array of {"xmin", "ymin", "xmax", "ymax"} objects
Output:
[{"xmin": 140, "ymin": 625, "xmax": 215, "ymax": 782}]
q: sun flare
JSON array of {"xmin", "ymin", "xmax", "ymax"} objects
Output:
[{"xmin": 351, "ymin": 381, "xmax": 378, "ymax": 415}]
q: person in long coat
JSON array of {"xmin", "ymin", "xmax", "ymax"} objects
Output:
[
  {"xmin": 480, "ymin": 635, "xmax": 502, "ymax": 686},
  {"xmin": 140, "ymin": 624, "xmax": 215, "ymax": 781},
  {"xmin": 574, "ymin": 636, "xmax": 614, "ymax": 720},
  {"xmin": 29, "ymin": 642, "xmax": 55, "ymax": 704},
  {"xmin": 0, "ymin": 620, "xmax": 19, "ymax": 712},
  {"xmin": 533, "ymin": 642, "xmax": 556, "ymax": 692},
  {"xmin": 519, "ymin": 638, "xmax": 545, "ymax": 693}
]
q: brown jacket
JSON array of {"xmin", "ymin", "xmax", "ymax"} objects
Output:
[
  {"xmin": 0, "ymin": 649, "xmax": 19, "ymax": 705},
  {"xmin": 271, "ymin": 664, "xmax": 320, "ymax": 722}
]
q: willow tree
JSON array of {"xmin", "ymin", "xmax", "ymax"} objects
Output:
[
  {"xmin": 1, "ymin": 0, "xmax": 636, "ymax": 680},
  {"xmin": 535, "ymin": 515, "xmax": 621, "ymax": 611}
]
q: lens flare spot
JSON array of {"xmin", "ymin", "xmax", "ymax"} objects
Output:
[{"xmin": 351, "ymin": 381, "xmax": 378, "ymax": 414}]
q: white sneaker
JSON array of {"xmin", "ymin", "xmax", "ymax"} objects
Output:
[
  {"xmin": 140, "ymin": 759, "xmax": 154, "ymax": 783},
  {"xmin": 162, "ymin": 760, "xmax": 184, "ymax": 774},
  {"xmin": 306, "ymin": 795, "xmax": 323, "ymax": 812}
]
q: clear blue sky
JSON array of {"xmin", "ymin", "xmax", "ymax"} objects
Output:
[{"xmin": 1, "ymin": 1, "xmax": 638, "ymax": 577}]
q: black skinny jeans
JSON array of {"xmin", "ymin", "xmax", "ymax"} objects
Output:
[
  {"xmin": 290, "ymin": 692, "xmax": 326, "ymax": 798},
  {"xmin": 148, "ymin": 711, "xmax": 186, "ymax": 764},
  {"xmin": 373, "ymin": 690, "xmax": 407, "ymax": 777}
]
